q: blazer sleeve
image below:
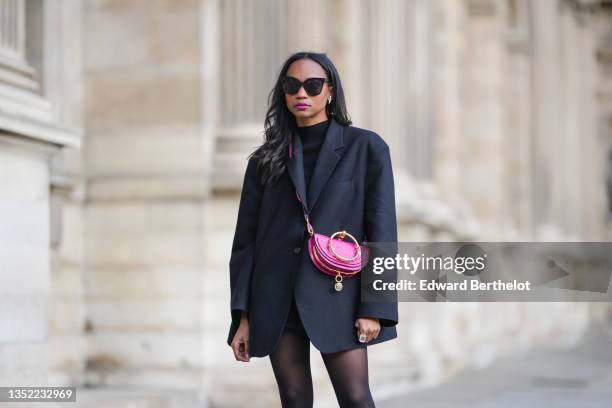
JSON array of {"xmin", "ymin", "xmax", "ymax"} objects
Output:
[
  {"xmin": 228, "ymin": 156, "xmax": 264, "ymax": 339},
  {"xmin": 356, "ymin": 142, "xmax": 399, "ymax": 327}
]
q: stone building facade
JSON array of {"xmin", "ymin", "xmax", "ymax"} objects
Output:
[{"xmin": 1, "ymin": 0, "xmax": 611, "ymax": 406}]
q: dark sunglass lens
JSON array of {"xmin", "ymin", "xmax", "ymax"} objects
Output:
[
  {"xmin": 282, "ymin": 77, "xmax": 300, "ymax": 94},
  {"xmin": 304, "ymin": 78, "xmax": 325, "ymax": 96}
]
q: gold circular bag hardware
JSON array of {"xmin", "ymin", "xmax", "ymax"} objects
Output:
[
  {"xmin": 328, "ymin": 230, "xmax": 361, "ymax": 262},
  {"xmin": 334, "ymin": 274, "xmax": 343, "ymax": 291}
]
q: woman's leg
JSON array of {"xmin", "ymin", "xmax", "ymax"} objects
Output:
[
  {"xmin": 269, "ymin": 327, "xmax": 313, "ymax": 407},
  {"xmin": 320, "ymin": 346, "xmax": 375, "ymax": 408}
]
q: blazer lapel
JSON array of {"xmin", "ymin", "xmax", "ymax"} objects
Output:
[
  {"xmin": 307, "ymin": 118, "xmax": 344, "ymax": 214},
  {"xmin": 286, "ymin": 128, "xmax": 309, "ymax": 211},
  {"xmin": 287, "ymin": 118, "xmax": 345, "ymax": 215}
]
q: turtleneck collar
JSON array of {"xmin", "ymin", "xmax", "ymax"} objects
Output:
[
  {"xmin": 296, "ymin": 119, "xmax": 330, "ymax": 134},
  {"xmin": 296, "ymin": 119, "xmax": 330, "ymax": 146}
]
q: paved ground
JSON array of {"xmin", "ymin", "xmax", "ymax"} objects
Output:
[
  {"xmin": 381, "ymin": 323, "xmax": 612, "ymax": 408},
  {"xmin": 17, "ymin": 324, "xmax": 610, "ymax": 407}
]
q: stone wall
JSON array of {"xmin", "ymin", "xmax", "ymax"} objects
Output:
[{"xmin": 1, "ymin": 0, "xmax": 611, "ymax": 407}]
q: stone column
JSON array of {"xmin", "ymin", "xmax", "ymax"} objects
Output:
[
  {"xmin": 529, "ymin": 0, "xmax": 603, "ymax": 240},
  {"xmin": 501, "ymin": 0, "xmax": 533, "ymax": 239},
  {"xmin": 0, "ymin": 0, "xmax": 82, "ymax": 388},
  {"xmin": 456, "ymin": 0, "xmax": 507, "ymax": 239},
  {"xmin": 212, "ymin": 0, "xmax": 333, "ymax": 189},
  {"xmin": 594, "ymin": 4, "xmax": 612, "ymax": 238},
  {"xmin": 432, "ymin": 0, "xmax": 464, "ymax": 209},
  {"xmin": 557, "ymin": 2, "xmax": 599, "ymax": 239},
  {"xmin": 530, "ymin": 0, "xmax": 564, "ymax": 238},
  {"xmin": 329, "ymin": 0, "xmax": 364, "ymax": 124},
  {"xmin": 82, "ymin": 0, "xmax": 207, "ymax": 389},
  {"xmin": 0, "ymin": 135, "xmax": 56, "ymax": 386}
]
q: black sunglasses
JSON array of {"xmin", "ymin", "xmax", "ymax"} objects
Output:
[{"xmin": 281, "ymin": 76, "xmax": 329, "ymax": 96}]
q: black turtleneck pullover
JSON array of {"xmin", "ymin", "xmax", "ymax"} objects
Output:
[
  {"xmin": 296, "ymin": 119, "xmax": 329, "ymax": 191},
  {"xmin": 284, "ymin": 119, "xmax": 329, "ymax": 332}
]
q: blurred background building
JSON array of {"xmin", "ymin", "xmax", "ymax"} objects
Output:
[{"xmin": 1, "ymin": 0, "xmax": 611, "ymax": 406}]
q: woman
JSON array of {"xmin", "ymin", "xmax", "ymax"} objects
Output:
[{"xmin": 227, "ymin": 51, "xmax": 398, "ymax": 407}]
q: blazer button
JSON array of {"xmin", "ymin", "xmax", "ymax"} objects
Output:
[{"xmin": 293, "ymin": 246, "xmax": 301, "ymax": 254}]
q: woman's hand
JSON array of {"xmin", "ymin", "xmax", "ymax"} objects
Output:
[
  {"xmin": 231, "ymin": 311, "xmax": 251, "ymax": 362},
  {"xmin": 354, "ymin": 317, "xmax": 380, "ymax": 343}
]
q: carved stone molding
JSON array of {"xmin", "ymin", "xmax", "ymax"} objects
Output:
[
  {"xmin": 0, "ymin": 0, "xmax": 39, "ymax": 92},
  {"xmin": 597, "ymin": 32, "xmax": 612, "ymax": 67},
  {"xmin": 561, "ymin": 0, "xmax": 612, "ymax": 19},
  {"xmin": 465, "ymin": 0, "xmax": 499, "ymax": 17},
  {"xmin": 211, "ymin": 123, "xmax": 264, "ymax": 191}
]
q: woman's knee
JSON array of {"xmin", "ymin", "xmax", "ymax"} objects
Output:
[
  {"xmin": 279, "ymin": 385, "xmax": 313, "ymax": 407},
  {"xmin": 336, "ymin": 386, "xmax": 375, "ymax": 407}
]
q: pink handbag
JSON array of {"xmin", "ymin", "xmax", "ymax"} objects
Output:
[{"xmin": 289, "ymin": 135, "xmax": 370, "ymax": 292}]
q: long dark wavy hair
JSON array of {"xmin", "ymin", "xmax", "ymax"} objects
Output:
[{"xmin": 250, "ymin": 51, "xmax": 352, "ymax": 187}]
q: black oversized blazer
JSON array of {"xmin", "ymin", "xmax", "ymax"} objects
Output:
[{"xmin": 226, "ymin": 117, "xmax": 399, "ymax": 357}]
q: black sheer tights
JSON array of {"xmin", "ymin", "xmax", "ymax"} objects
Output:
[
  {"xmin": 321, "ymin": 345, "xmax": 375, "ymax": 407},
  {"xmin": 269, "ymin": 328, "xmax": 313, "ymax": 407},
  {"xmin": 269, "ymin": 328, "xmax": 375, "ymax": 407}
]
